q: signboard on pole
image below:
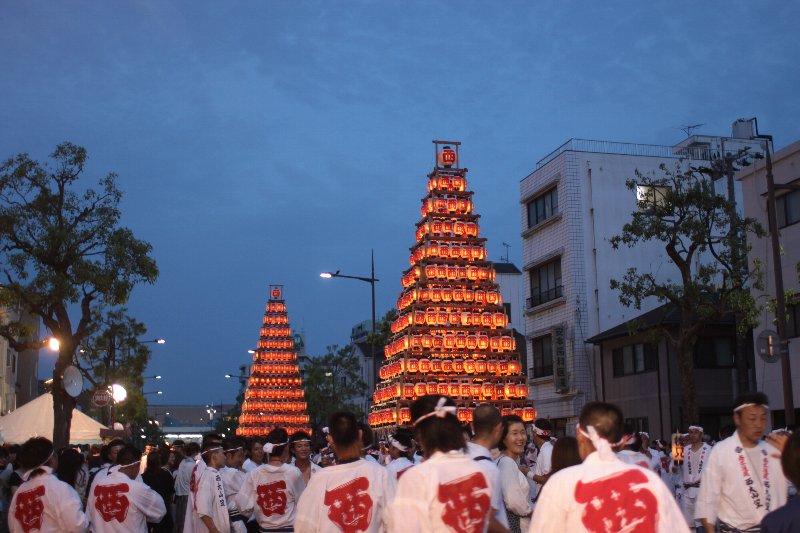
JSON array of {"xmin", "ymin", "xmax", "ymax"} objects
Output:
[
  {"xmin": 553, "ymin": 325, "xmax": 568, "ymax": 393},
  {"xmin": 92, "ymin": 388, "xmax": 112, "ymax": 407},
  {"xmin": 756, "ymin": 329, "xmax": 783, "ymax": 364}
]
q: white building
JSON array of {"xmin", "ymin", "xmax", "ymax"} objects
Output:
[
  {"xmin": 519, "ymin": 126, "xmax": 765, "ymax": 433},
  {"xmin": 491, "ymin": 262, "xmax": 524, "ymax": 330},
  {"xmin": 349, "ymin": 319, "xmax": 375, "ymax": 416},
  {"xmin": 0, "ymin": 302, "xmax": 40, "ymax": 414}
]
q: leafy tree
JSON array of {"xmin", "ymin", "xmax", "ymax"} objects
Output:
[
  {"xmin": 302, "ymin": 345, "xmax": 368, "ymax": 430},
  {"xmin": 609, "ymin": 162, "xmax": 764, "ymax": 425},
  {"xmin": 0, "ymin": 143, "xmax": 157, "ymax": 448}
]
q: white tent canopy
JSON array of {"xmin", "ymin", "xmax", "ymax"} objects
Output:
[{"xmin": 0, "ymin": 393, "xmax": 107, "ymax": 444}]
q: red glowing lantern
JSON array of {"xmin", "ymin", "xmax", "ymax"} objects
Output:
[{"xmin": 438, "ymin": 146, "xmax": 457, "ymax": 167}]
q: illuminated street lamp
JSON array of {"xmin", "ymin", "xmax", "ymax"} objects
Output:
[
  {"xmin": 47, "ymin": 337, "xmax": 60, "ymax": 351},
  {"xmin": 111, "ymin": 384, "xmax": 127, "ymax": 403}
]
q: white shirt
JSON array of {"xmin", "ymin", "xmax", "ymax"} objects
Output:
[
  {"xmin": 175, "ymin": 457, "xmax": 195, "ymax": 497},
  {"xmin": 87, "ymin": 469, "xmax": 166, "ymax": 533},
  {"xmin": 530, "ymin": 452, "xmax": 688, "ymax": 533},
  {"xmin": 9, "ymin": 467, "xmax": 89, "ymax": 533},
  {"xmin": 695, "ymin": 432, "xmax": 788, "ymax": 530},
  {"xmin": 195, "ymin": 466, "xmax": 230, "ymax": 533},
  {"xmin": 466, "ymin": 442, "xmax": 508, "ymax": 528},
  {"xmin": 388, "ymin": 450, "xmax": 495, "ymax": 533},
  {"xmin": 617, "ymin": 449, "xmax": 652, "ymax": 469},
  {"xmin": 679, "ymin": 443, "xmax": 711, "ymax": 499},
  {"xmin": 219, "ymin": 467, "xmax": 246, "ymax": 515},
  {"xmin": 237, "ymin": 463, "xmax": 305, "ymax": 530},
  {"xmin": 496, "ymin": 454, "xmax": 533, "ymax": 531},
  {"xmin": 183, "ymin": 459, "xmax": 206, "ymax": 533},
  {"xmin": 384, "ymin": 457, "xmax": 414, "ymax": 480},
  {"xmin": 241, "ymin": 459, "xmax": 262, "ymax": 474},
  {"xmin": 532, "ymin": 440, "xmax": 554, "ymax": 498},
  {"xmin": 295, "ymin": 458, "xmax": 394, "ymax": 533}
]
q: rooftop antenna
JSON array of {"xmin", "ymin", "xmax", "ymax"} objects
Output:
[
  {"xmin": 678, "ymin": 123, "xmax": 705, "ymax": 138},
  {"xmin": 501, "ymin": 242, "xmax": 510, "ymax": 263}
]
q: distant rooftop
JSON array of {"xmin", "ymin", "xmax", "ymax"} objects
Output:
[
  {"xmin": 535, "ymin": 138, "xmax": 680, "ymax": 170},
  {"xmin": 491, "ymin": 262, "xmax": 522, "ymax": 274}
]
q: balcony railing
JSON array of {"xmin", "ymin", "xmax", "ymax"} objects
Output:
[{"xmin": 526, "ymin": 286, "xmax": 563, "ymax": 308}]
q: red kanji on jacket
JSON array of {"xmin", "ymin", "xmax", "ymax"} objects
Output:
[
  {"xmin": 13, "ymin": 485, "xmax": 46, "ymax": 533},
  {"xmin": 323, "ymin": 477, "xmax": 373, "ymax": 532},
  {"xmin": 437, "ymin": 472, "xmax": 491, "ymax": 533},
  {"xmin": 574, "ymin": 469, "xmax": 658, "ymax": 533},
  {"xmin": 94, "ymin": 483, "xmax": 131, "ymax": 523},
  {"xmin": 257, "ymin": 480, "xmax": 287, "ymax": 517}
]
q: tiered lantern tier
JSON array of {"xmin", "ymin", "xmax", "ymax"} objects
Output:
[
  {"xmin": 237, "ymin": 286, "xmax": 311, "ymax": 437},
  {"xmin": 369, "ymin": 143, "xmax": 535, "ymax": 429}
]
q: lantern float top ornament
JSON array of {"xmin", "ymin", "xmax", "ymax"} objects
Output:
[
  {"xmin": 368, "ymin": 141, "xmax": 535, "ymax": 430},
  {"xmin": 236, "ymin": 285, "xmax": 311, "ymax": 437}
]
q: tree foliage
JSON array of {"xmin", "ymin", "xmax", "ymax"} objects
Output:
[
  {"xmin": 609, "ymin": 161, "xmax": 764, "ymax": 425},
  {"xmin": 0, "ymin": 142, "xmax": 158, "ymax": 447},
  {"xmin": 302, "ymin": 344, "xmax": 368, "ymax": 430}
]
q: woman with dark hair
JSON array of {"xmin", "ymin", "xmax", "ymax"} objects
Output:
[
  {"xmin": 56, "ymin": 447, "xmax": 87, "ymax": 502},
  {"xmin": 549, "ymin": 436, "xmax": 581, "ymax": 476},
  {"xmin": 142, "ymin": 450, "xmax": 174, "ymax": 532},
  {"xmin": 496, "ymin": 415, "xmax": 533, "ymax": 533},
  {"xmin": 388, "ymin": 395, "xmax": 500, "ymax": 532}
]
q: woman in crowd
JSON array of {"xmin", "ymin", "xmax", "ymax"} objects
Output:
[
  {"xmin": 56, "ymin": 447, "xmax": 87, "ymax": 503},
  {"xmin": 141, "ymin": 449, "xmax": 175, "ymax": 533},
  {"xmin": 549, "ymin": 436, "xmax": 581, "ymax": 477},
  {"xmin": 638, "ymin": 432, "xmax": 665, "ymax": 475},
  {"xmin": 384, "ymin": 428, "xmax": 414, "ymax": 480},
  {"xmin": 496, "ymin": 414, "xmax": 533, "ymax": 533}
]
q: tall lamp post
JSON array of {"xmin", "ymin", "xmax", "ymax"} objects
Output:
[{"xmin": 320, "ymin": 250, "xmax": 380, "ymax": 380}]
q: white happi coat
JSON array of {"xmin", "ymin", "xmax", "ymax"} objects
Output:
[
  {"xmin": 389, "ymin": 450, "xmax": 496, "ymax": 533},
  {"xmin": 87, "ymin": 468, "xmax": 166, "ymax": 533},
  {"xmin": 695, "ymin": 432, "xmax": 788, "ymax": 530},
  {"xmin": 237, "ymin": 463, "xmax": 305, "ymax": 530},
  {"xmin": 384, "ymin": 457, "xmax": 414, "ymax": 480},
  {"xmin": 532, "ymin": 439, "xmax": 553, "ymax": 499},
  {"xmin": 529, "ymin": 452, "xmax": 689, "ymax": 533},
  {"xmin": 175, "ymin": 457, "xmax": 196, "ymax": 497},
  {"xmin": 617, "ymin": 449, "xmax": 652, "ymax": 469},
  {"xmin": 9, "ymin": 467, "xmax": 89, "ymax": 533},
  {"xmin": 219, "ymin": 466, "xmax": 246, "ymax": 533},
  {"xmin": 295, "ymin": 458, "xmax": 394, "ymax": 533},
  {"xmin": 466, "ymin": 441, "xmax": 509, "ymax": 528},
  {"xmin": 183, "ymin": 459, "xmax": 206, "ymax": 533},
  {"xmin": 195, "ymin": 466, "xmax": 230, "ymax": 533},
  {"xmin": 679, "ymin": 443, "xmax": 712, "ymax": 499}
]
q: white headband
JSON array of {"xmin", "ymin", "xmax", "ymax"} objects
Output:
[
  {"xmin": 577, "ymin": 424, "xmax": 626, "ymax": 461},
  {"xmin": 263, "ymin": 441, "xmax": 288, "ymax": 454},
  {"xmin": 201, "ymin": 446, "xmax": 223, "ymax": 456},
  {"xmin": 533, "ymin": 426, "xmax": 551, "ymax": 437},
  {"xmin": 687, "ymin": 425, "xmax": 704, "ymax": 433},
  {"xmin": 322, "ymin": 427, "xmax": 330, "ymax": 434},
  {"xmin": 114, "ymin": 460, "xmax": 141, "ymax": 470},
  {"xmin": 224, "ymin": 446, "xmax": 243, "ymax": 453},
  {"xmin": 638, "ymin": 432, "xmax": 650, "ymax": 440},
  {"xmin": 292, "ymin": 438, "xmax": 311, "ymax": 444},
  {"xmin": 413, "ymin": 397, "xmax": 457, "ymax": 426},
  {"xmin": 734, "ymin": 403, "xmax": 769, "ymax": 412},
  {"xmin": 22, "ymin": 450, "xmax": 54, "ymax": 481},
  {"xmin": 389, "ymin": 436, "xmax": 409, "ymax": 452}
]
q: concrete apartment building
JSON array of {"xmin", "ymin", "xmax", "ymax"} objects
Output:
[
  {"xmin": 0, "ymin": 303, "xmax": 40, "ymax": 414},
  {"xmin": 519, "ymin": 123, "xmax": 765, "ymax": 435},
  {"xmin": 738, "ymin": 138, "xmax": 800, "ymax": 426}
]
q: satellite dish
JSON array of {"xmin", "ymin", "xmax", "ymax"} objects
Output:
[{"xmin": 62, "ymin": 365, "xmax": 83, "ymax": 398}]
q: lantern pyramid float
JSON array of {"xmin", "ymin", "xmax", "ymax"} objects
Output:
[
  {"xmin": 237, "ymin": 285, "xmax": 311, "ymax": 437},
  {"xmin": 368, "ymin": 141, "xmax": 535, "ymax": 429}
]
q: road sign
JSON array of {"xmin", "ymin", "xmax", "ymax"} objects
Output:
[
  {"xmin": 92, "ymin": 388, "xmax": 112, "ymax": 407},
  {"xmin": 756, "ymin": 330, "xmax": 783, "ymax": 364}
]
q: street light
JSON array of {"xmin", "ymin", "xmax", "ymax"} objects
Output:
[
  {"xmin": 143, "ymin": 390, "xmax": 163, "ymax": 396},
  {"xmin": 111, "ymin": 384, "xmax": 127, "ymax": 403},
  {"xmin": 247, "ymin": 349, "xmax": 255, "ymax": 354},
  {"xmin": 47, "ymin": 337, "xmax": 60, "ymax": 351},
  {"xmin": 144, "ymin": 375, "xmax": 162, "ymax": 380},
  {"xmin": 141, "ymin": 338, "xmax": 166, "ymax": 345}
]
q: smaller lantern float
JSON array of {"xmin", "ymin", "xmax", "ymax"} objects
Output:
[
  {"xmin": 237, "ymin": 285, "xmax": 311, "ymax": 437},
  {"xmin": 368, "ymin": 142, "xmax": 535, "ymax": 431}
]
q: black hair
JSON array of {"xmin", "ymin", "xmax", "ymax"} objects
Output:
[
  {"xmin": 0, "ymin": 447, "xmax": 8, "ymax": 459},
  {"xmin": 358, "ymin": 422, "xmax": 375, "ymax": 449},
  {"xmin": 202, "ymin": 433, "xmax": 223, "ymax": 447},
  {"xmin": 410, "ymin": 395, "xmax": 465, "ymax": 455},
  {"xmin": 249, "ymin": 438, "xmax": 264, "ymax": 450},
  {"xmin": 551, "ymin": 436, "xmax": 581, "ymax": 474},
  {"xmin": 732, "ymin": 392, "xmax": 770, "ymax": 412},
  {"xmin": 472, "ymin": 404, "xmax": 502, "ymax": 436},
  {"xmin": 289, "ymin": 431, "xmax": 311, "ymax": 445},
  {"xmin": 172, "ymin": 439, "xmax": 185, "ymax": 448},
  {"xmin": 391, "ymin": 428, "xmax": 413, "ymax": 449},
  {"xmin": 265, "ymin": 427, "xmax": 289, "ymax": 457},
  {"xmin": 185, "ymin": 442, "xmax": 200, "ymax": 457},
  {"xmin": 622, "ymin": 422, "xmax": 641, "ymax": 451},
  {"xmin": 55, "ymin": 448, "xmax": 84, "ymax": 487},
  {"xmin": 201, "ymin": 440, "xmax": 222, "ymax": 464},
  {"xmin": 328, "ymin": 411, "xmax": 360, "ymax": 447},
  {"xmin": 719, "ymin": 425, "xmax": 735, "ymax": 440},
  {"xmin": 578, "ymin": 401, "xmax": 624, "ymax": 443},
  {"xmin": 462, "ymin": 423, "xmax": 474, "ymax": 440},
  {"xmin": 145, "ymin": 449, "xmax": 162, "ymax": 473},
  {"xmin": 19, "ymin": 437, "xmax": 54, "ymax": 470},
  {"xmin": 533, "ymin": 418, "xmax": 553, "ymax": 432},
  {"xmin": 223, "ymin": 438, "xmax": 245, "ymax": 454},
  {"xmin": 781, "ymin": 431, "xmax": 800, "ymax": 487},
  {"xmin": 115, "ymin": 444, "xmax": 141, "ymax": 466},
  {"xmin": 498, "ymin": 415, "xmax": 525, "ymax": 451}
]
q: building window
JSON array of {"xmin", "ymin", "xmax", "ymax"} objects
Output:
[
  {"xmin": 636, "ymin": 185, "xmax": 670, "ymax": 210},
  {"xmin": 528, "ymin": 258, "xmax": 562, "ymax": 307},
  {"xmin": 612, "ymin": 343, "xmax": 657, "ymax": 377},
  {"xmin": 531, "ymin": 335, "xmax": 553, "ymax": 378},
  {"xmin": 625, "ymin": 417, "xmax": 649, "ymax": 433},
  {"xmin": 787, "ymin": 303, "xmax": 800, "ymax": 338},
  {"xmin": 503, "ymin": 303, "xmax": 512, "ymax": 323},
  {"xmin": 526, "ymin": 187, "xmax": 558, "ymax": 227},
  {"xmin": 776, "ymin": 190, "xmax": 800, "ymax": 228},
  {"xmin": 694, "ymin": 337, "xmax": 734, "ymax": 368}
]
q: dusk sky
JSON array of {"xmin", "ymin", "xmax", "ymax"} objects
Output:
[{"xmin": 1, "ymin": 1, "xmax": 798, "ymax": 405}]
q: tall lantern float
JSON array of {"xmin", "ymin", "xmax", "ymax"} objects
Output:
[
  {"xmin": 236, "ymin": 285, "xmax": 311, "ymax": 436},
  {"xmin": 368, "ymin": 141, "xmax": 534, "ymax": 431}
]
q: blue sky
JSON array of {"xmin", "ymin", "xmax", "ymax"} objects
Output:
[{"xmin": 1, "ymin": 1, "xmax": 798, "ymax": 404}]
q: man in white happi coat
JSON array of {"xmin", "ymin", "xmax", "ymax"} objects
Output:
[
  {"xmin": 289, "ymin": 432, "xmax": 321, "ymax": 484},
  {"xmin": 87, "ymin": 444, "xmax": 166, "ymax": 532},
  {"xmin": 295, "ymin": 411, "xmax": 395, "ymax": 533},
  {"xmin": 194, "ymin": 441, "xmax": 230, "ymax": 533},
  {"xmin": 238, "ymin": 429, "xmax": 305, "ymax": 532},
  {"xmin": 522, "ymin": 418, "xmax": 553, "ymax": 503},
  {"xmin": 219, "ymin": 439, "xmax": 247, "ymax": 533},
  {"xmin": 86, "ymin": 439, "xmax": 125, "ymax": 500},
  {"xmin": 9, "ymin": 437, "xmax": 89, "ymax": 533},
  {"xmin": 384, "ymin": 429, "xmax": 415, "ymax": 481},
  {"xmin": 696, "ymin": 393, "xmax": 789, "ymax": 533},
  {"xmin": 530, "ymin": 401, "xmax": 689, "ymax": 533},
  {"xmin": 184, "ymin": 434, "xmax": 224, "ymax": 533},
  {"xmin": 175, "ymin": 441, "xmax": 199, "ymax": 533},
  {"xmin": 675, "ymin": 425, "xmax": 712, "ymax": 530},
  {"xmin": 242, "ymin": 440, "xmax": 264, "ymax": 474},
  {"xmin": 466, "ymin": 403, "xmax": 509, "ymax": 529}
]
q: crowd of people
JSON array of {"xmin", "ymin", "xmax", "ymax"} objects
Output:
[{"xmin": 1, "ymin": 390, "xmax": 798, "ymax": 532}]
